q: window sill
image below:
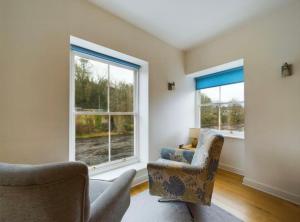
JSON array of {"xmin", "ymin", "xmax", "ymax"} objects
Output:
[
  {"xmin": 222, "ymin": 133, "xmax": 244, "ymax": 140},
  {"xmin": 90, "ymin": 162, "xmax": 147, "ymax": 182},
  {"xmin": 210, "ymin": 129, "xmax": 244, "ymax": 140},
  {"xmin": 220, "ymin": 132, "xmax": 244, "ymax": 139}
]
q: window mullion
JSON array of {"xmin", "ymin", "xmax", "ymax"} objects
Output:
[
  {"xmin": 72, "ymin": 46, "xmax": 140, "ymax": 168},
  {"xmin": 218, "ymin": 86, "xmax": 221, "ymax": 131},
  {"xmin": 75, "ymin": 111, "xmax": 135, "ymax": 115},
  {"xmin": 108, "ymin": 64, "xmax": 111, "ymax": 162}
]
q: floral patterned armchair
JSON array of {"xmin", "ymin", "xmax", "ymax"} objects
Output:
[{"xmin": 147, "ymin": 131, "xmax": 224, "ymax": 205}]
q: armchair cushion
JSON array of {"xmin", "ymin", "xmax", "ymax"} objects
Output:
[
  {"xmin": 160, "ymin": 147, "xmax": 195, "ymax": 164},
  {"xmin": 191, "ymin": 132, "xmax": 215, "ymax": 167},
  {"xmin": 196, "ymin": 129, "xmax": 215, "ymax": 148}
]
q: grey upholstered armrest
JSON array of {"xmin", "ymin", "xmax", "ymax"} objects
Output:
[
  {"xmin": 89, "ymin": 169, "xmax": 136, "ymax": 222},
  {"xmin": 160, "ymin": 147, "xmax": 195, "ymax": 164}
]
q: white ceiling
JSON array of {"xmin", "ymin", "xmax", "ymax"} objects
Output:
[{"xmin": 90, "ymin": 0, "xmax": 293, "ymax": 50}]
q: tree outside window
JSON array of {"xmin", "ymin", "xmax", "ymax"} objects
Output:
[
  {"xmin": 199, "ymin": 83, "xmax": 244, "ymax": 133},
  {"xmin": 74, "ymin": 55, "xmax": 136, "ymax": 166}
]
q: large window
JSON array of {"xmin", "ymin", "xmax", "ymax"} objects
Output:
[
  {"xmin": 198, "ymin": 82, "xmax": 244, "ymax": 134},
  {"xmin": 71, "ymin": 50, "xmax": 138, "ymax": 167}
]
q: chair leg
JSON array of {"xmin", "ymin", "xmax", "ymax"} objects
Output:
[
  {"xmin": 158, "ymin": 198, "xmax": 181, "ymax": 203},
  {"xmin": 186, "ymin": 203, "xmax": 195, "ymax": 221}
]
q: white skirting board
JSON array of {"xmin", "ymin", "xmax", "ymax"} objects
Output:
[
  {"xmin": 243, "ymin": 177, "xmax": 300, "ymax": 206},
  {"xmin": 218, "ymin": 163, "xmax": 300, "ymax": 205},
  {"xmin": 218, "ymin": 162, "xmax": 244, "ymax": 176},
  {"xmin": 131, "ymin": 163, "xmax": 300, "ymax": 206},
  {"xmin": 132, "ymin": 171, "xmax": 148, "ymax": 187}
]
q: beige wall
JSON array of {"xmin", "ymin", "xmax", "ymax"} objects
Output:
[
  {"xmin": 185, "ymin": 1, "xmax": 300, "ymax": 202},
  {"xmin": 0, "ymin": 0, "xmax": 195, "ymax": 163},
  {"xmin": 220, "ymin": 138, "xmax": 245, "ymax": 175}
]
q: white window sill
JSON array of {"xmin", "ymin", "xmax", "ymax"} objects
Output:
[
  {"xmin": 222, "ymin": 133, "xmax": 244, "ymax": 140},
  {"xmin": 89, "ymin": 157, "xmax": 139, "ymax": 176},
  {"xmin": 90, "ymin": 162, "xmax": 147, "ymax": 182},
  {"xmin": 210, "ymin": 129, "xmax": 245, "ymax": 140},
  {"xmin": 219, "ymin": 132, "xmax": 244, "ymax": 140}
]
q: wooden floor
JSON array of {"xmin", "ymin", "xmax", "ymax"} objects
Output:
[{"xmin": 130, "ymin": 169, "xmax": 300, "ymax": 222}]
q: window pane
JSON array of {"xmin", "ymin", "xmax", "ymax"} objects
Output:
[
  {"xmin": 200, "ymin": 105, "xmax": 219, "ymax": 129},
  {"xmin": 221, "ymin": 102, "xmax": 245, "ymax": 131},
  {"xmin": 75, "ymin": 115, "xmax": 109, "ymax": 166},
  {"xmin": 220, "ymin": 82, "xmax": 244, "ymax": 103},
  {"xmin": 200, "ymin": 86, "xmax": 219, "ymax": 104},
  {"xmin": 111, "ymin": 115, "xmax": 134, "ymax": 161},
  {"xmin": 109, "ymin": 65, "xmax": 134, "ymax": 112},
  {"xmin": 75, "ymin": 55, "xmax": 108, "ymax": 112}
]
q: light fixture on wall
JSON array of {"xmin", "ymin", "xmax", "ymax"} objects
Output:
[
  {"xmin": 281, "ymin": 62, "xmax": 293, "ymax": 77},
  {"xmin": 168, "ymin": 82, "xmax": 175, "ymax": 90}
]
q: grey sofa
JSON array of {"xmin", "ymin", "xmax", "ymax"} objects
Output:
[{"xmin": 0, "ymin": 161, "xmax": 136, "ymax": 222}]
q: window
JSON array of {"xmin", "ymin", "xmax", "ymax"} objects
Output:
[
  {"xmin": 195, "ymin": 66, "xmax": 245, "ymax": 136},
  {"xmin": 70, "ymin": 46, "xmax": 139, "ymax": 167},
  {"xmin": 198, "ymin": 83, "xmax": 244, "ymax": 133}
]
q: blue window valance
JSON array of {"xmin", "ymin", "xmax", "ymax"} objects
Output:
[
  {"xmin": 71, "ymin": 44, "xmax": 141, "ymax": 70},
  {"xmin": 195, "ymin": 66, "xmax": 244, "ymax": 90}
]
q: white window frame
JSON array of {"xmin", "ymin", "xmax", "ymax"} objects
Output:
[
  {"xmin": 69, "ymin": 36, "xmax": 149, "ymax": 174},
  {"xmin": 196, "ymin": 83, "xmax": 245, "ymax": 139},
  {"xmin": 190, "ymin": 59, "xmax": 245, "ymax": 139}
]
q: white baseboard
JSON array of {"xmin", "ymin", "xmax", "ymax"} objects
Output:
[
  {"xmin": 243, "ymin": 177, "xmax": 300, "ymax": 206},
  {"xmin": 131, "ymin": 164, "xmax": 300, "ymax": 206},
  {"xmin": 219, "ymin": 162, "xmax": 244, "ymax": 176},
  {"xmin": 132, "ymin": 171, "xmax": 148, "ymax": 187}
]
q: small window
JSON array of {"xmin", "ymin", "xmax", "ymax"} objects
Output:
[
  {"xmin": 71, "ymin": 46, "xmax": 139, "ymax": 167},
  {"xmin": 198, "ymin": 82, "xmax": 245, "ymax": 134}
]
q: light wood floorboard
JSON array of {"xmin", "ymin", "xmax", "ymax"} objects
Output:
[{"xmin": 130, "ymin": 169, "xmax": 300, "ymax": 222}]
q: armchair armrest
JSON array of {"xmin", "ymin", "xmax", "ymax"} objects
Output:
[
  {"xmin": 147, "ymin": 161, "xmax": 208, "ymax": 203},
  {"xmin": 89, "ymin": 169, "xmax": 136, "ymax": 222},
  {"xmin": 160, "ymin": 147, "xmax": 195, "ymax": 164},
  {"xmin": 147, "ymin": 160, "xmax": 206, "ymax": 178}
]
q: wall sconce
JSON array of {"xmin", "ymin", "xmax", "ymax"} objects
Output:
[
  {"xmin": 281, "ymin": 62, "xmax": 292, "ymax": 77},
  {"xmin": 168, "ymin": 82, "xmax": 175, "ymax": 90}
]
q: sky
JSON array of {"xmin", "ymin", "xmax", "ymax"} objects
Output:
[
  {"xmin": 75, "ymin": 55, "xmax": 134, "ymax": 84},
  {"xmin": 200, "ymin": 82, "xmax": 244, "ymax": 103}
]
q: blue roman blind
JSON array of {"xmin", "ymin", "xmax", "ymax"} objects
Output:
[
  {"xmin": 195, "ymin": 66, "xmax": 244, "ymax": 90},
  {"xmin": 71, "ymin": 44, "xmax": 141, "ymax": 70}
]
